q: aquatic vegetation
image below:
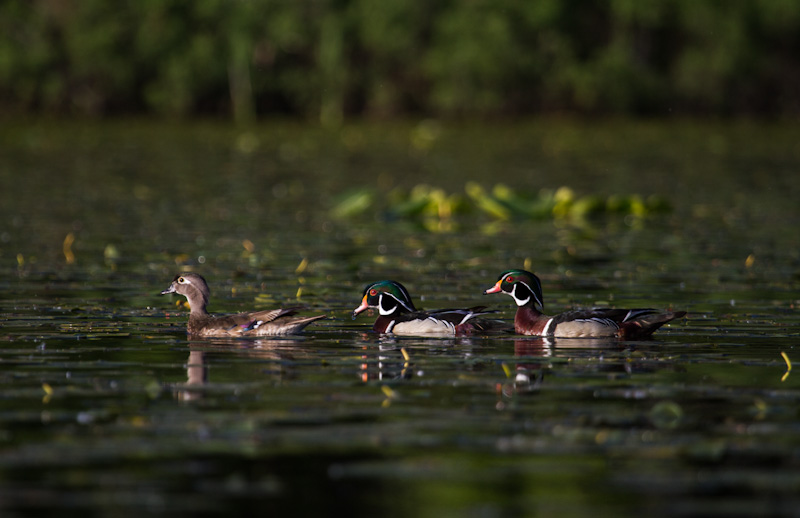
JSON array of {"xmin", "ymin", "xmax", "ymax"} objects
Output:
[
  {"xmin": 331, "ymin": 182, "xmax": 672, "ymax": 230},
  {"xmin": 781, "ymin": 351, "xmax": 792, "ymax": 382},
  {"xmin": 330, "ymin": 189, "xmax": 375, "ymax": 219}
]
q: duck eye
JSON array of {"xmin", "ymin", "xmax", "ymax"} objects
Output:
[
  {"xmin": 506, "ymin": 276, "xmax": 514, "ymax": 282},
  {"xmin": 369, "ymin": 289, "xmax": 377, "ymax": 296},
  {"xmin": 178, "ymin": 277, "xmax": 186, "ymax": 283}
]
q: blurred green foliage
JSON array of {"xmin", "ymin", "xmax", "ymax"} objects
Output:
[
  {"xmin": 1, "ymin": 0, "xmax": 798, "ymax": 121},
  {"xmin": 332, "ymin": 182, "xmax": 671, "ymax": 233}
]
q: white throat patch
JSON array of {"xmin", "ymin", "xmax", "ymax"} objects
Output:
[
  {"xmin": 510, "ymin": 284, "xmax": 530, "ymax": 307},
  {"xmin": 378, "ymin": 294, "xmax": 398, "ymax": 316}
]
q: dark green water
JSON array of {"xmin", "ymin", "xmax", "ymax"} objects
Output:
[{"xmin": 1, "ymin": 120, "xmax": 799, "ymax": 517}]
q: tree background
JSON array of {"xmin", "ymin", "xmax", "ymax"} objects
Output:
[{"xmin": 2, "ymin": 0, "xmax": 799, "ymax": 123}]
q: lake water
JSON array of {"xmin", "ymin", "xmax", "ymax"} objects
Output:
[{"xmin": 1, "ymin": 119, "xmax": 799, "ymax": 516}]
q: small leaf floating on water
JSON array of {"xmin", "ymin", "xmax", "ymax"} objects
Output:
[
  {"xmin": 523, "ymin": 257, "xmax": 532, "ymax": 271},
  {"xmin": 781, "ymin": 351, "xmax": 791, "ymax": 382},
  {"xmin": 745, "ymin": 254, "xmax": 755, "ymax": 268},
  {"xmin": 331, "ymin": 189, "xmax": 374, "ymax": 219},
  {"xmin": 145, "ymin": 380, "xmax": 162, "ymax": 400},
  {"xmin": 501, "ymin": 362, "xmax": 512, "ymax": 379},
  {"xmin": 104, "ymin": 244, "xmax": 120, "ymax": 270},
  {"xmin": 63, "ymin": 232, "xmax": 75, "ymax": 264},
  {"xmin": 751, "ymin": 398, "xmax": 768, "ymax": 420},
  {"xmin": 295, "ymin": 257, "xmax": 308, "ymax": 275},
  {"xmin": 42, "ymin": 383, "xmax": 53, "ymax": 404},
  {"xmin": 103, "ymin": 244, "xmax": 120, "ymax": 260},
  {"xmin": 381, "ymin": 385, "xmax": 398, "ymax": 407},
  {"xmin": 400, "ymin": 348, "xmax": 411, "ymax": 378}
]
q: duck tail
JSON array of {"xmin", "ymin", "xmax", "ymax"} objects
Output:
[{"xmin": 622, "ymin": 311, "xmax": 686, "ymax": 339}]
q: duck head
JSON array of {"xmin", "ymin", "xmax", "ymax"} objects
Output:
[
  {"xmin": 484, "ymin": 269, "xmax": 544, "ymax": 309},
  {"xmin": 161, "ymin": 273, "xmax": 211, "ymax": 314},
  {"xmin": 352, "ymin": 280, "xmax": 417, "ymax": 319}
]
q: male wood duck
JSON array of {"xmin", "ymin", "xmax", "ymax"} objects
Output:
[
  {"xmin": 484, "ymin": 269, "xmax": 686, "ymax": 339},
  {"xmin": 161, "ymin": 273, "xmax": 325, "ymax": 337},
  {"xmin": 352, "ymin": 279, "xmax": 496, "ymax": 336}
]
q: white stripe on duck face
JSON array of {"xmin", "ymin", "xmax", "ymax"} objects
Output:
[
  {"xmin": 378, "ymin": 293, "xmax": 415, "ymax": 316},
  {"xmin": 510, "ymin": 284, "xmax": 530, "ymax": 307},
  {"xmin": 510, "ymin": 280, "xmax": 544, "ymax": 308},
  {"xmin": 378, "ymin": 294, "xmax": 398, "ymax": 316}
]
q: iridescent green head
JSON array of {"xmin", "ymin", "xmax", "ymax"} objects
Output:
[{"xmin": 352, "ymin": 280, "xmax": 417, "ymax": 319}]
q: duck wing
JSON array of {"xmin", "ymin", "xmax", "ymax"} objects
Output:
[
  {"xmin": 552, "ymin": 308, "xmax": 659, "ymax": 327},
  {"xmin": 427, "ymin": 306, "xmax": 496, "ymax": 325},
  {"xmin": 208, "ymin": 308, "xmax": 300, "ymax": 333}
]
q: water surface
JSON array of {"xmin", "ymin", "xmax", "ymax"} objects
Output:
[{"xmin": 1, "ymin": 120, "xmax": 799, "ymax": 516}]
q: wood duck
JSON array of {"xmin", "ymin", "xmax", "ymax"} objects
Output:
[
  {"xmin": 484, "ymin": 269, "xmax": 686, "ymax": 339},
  {"xmin": 352, "ymin": 280, "xmax": 497, "ymax": 336},
  {"xmin": 161, "ymin": 273, "xmax": 325, "ymax": 337}
]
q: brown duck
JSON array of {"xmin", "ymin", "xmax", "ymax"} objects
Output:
[{"xmin": 161, "ymin": 273, "xmax": 325, "ymax": 337}]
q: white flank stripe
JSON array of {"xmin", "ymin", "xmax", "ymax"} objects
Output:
[{"xmin": 541, "ymin": 318, "xmax": 554, "ymax": 335}]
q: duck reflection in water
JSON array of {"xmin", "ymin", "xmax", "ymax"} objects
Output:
[
  {"xmin": 357, "ymin": 336, "xmax": 489, "ymax": 383},
  {"xmin": 499, "ymin": 335, "xmax": 679, "ymax": 404},
  {"xmin": 357, "ymin": 342, "xmax": 414, "ymax": 383},
  {"xmin": 496, "ymin": 338, "xmax": 553, "ymax": 402},
  {"xmin": 175, "ymin": 338, "xmax": 313, "ymax": 402},
  {"xmin": 179, "ymin": 349, "xmax": 207, "ymax": 402},
  {"xmin": 534, "ymin": 335, "xmax": 667, "ymax": 380}
]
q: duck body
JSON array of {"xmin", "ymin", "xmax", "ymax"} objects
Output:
[
  {"xmin": 485, "ymin": 270, "xmax": 685, "ymax": 339},
  {"xmin": 353, "ymin": 280, "xmax": 496, "ymax": 337},
  {"xmin": 369, "ymin": 307, "xmax": 495, "ymax": 336},
  {"xmin": 161, "ymin": 273, "xmax": 324, "ymax": 337},
  {"xmin": 512, "ymin": 305, "xmax": 685, "ymax": 339}
]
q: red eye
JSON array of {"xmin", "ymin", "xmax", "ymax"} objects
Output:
[
  {"xmin": 506, "ymin": 276, "xmax": 514, "ymax": 282},
  {"xmin": 369, "ymin": 289, "xmax": 377, "ymax": 296}
]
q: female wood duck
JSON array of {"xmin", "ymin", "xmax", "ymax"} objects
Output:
[
  {"xmin": 352, "ymin": 280, "xmax": 496, "ymax": 336},
  {"xmin": 484, "ymin": 269, "xmax": 686, "ymax": 339},
  {"xmin": 161, "ymin": 273, "xmax": 325, "ymax": 337}
]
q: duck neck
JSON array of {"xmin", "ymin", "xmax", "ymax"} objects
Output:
[
  {"xmin": 512, "ymin": 303, "xmax": 547, "ymax": 334},
  {"xmin": 186, "ymin": 294, "xmax": 210, "ymax": 318},
  {"xmin": 515, "ymin": 302, "xmax": 544, "ymax": 322}
]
